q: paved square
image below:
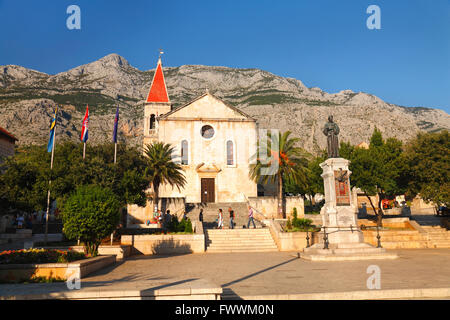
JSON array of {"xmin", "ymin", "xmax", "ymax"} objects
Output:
[
  {"xmin": 1, "ymin": 249, "xmax": 448, "ymax": 299},
  {"xmin": 81, "ymin": 249, "xmax": 450, "ymax": 298}
]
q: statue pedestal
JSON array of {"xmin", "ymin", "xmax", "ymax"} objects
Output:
[
  {"xmin": 302, "ymin": 158, "xmax": 398, "ymax": 261},
  {"xmin": 319, "ymin": 158, "xmax": 362, "ymax": 244}
]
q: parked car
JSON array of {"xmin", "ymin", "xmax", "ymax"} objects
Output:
[{"xmin": 437, "ymin": 206, "xmax": 449, "ymax": 216}]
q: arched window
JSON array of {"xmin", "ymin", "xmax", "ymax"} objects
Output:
[
  {"xmin": 149, "ymin": 114, "xmax": 156, "ymax": 130},
  {"xmin": 227, "ymin": 140, "xmax": 234, "ymax": 166},
  {"xmin": 181, "ymin": 140, "xmax": 189, "ymax": 165}
]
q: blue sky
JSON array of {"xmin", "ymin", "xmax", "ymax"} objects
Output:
[{"xmin": 0, "ymin": 0, "xmax": 449, "ymax": 112}]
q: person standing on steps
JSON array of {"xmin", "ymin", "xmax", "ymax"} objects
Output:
[
  {"xmin": 228, "ymin": 207, "xmax": 235, "ymax": 229},
  {"xmin": 199, "ymin": 209, "xmax": 203, "ymax": 223},
  {"xmin": 247, "ymin": 205, "xmax": 256, "ymax": 229},
  {"xmin": 217, "ymin": 208, "xmax": 223, "ymax": 229}
]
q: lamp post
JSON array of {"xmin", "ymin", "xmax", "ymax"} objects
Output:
[
  {"xmin": 323, "ymin": 226, "xmax": 329, "ymax": 250},
  {"xmin": 306, "ymin": 230, "xmax": 310, "ymax": 248},
  {"xmin": 376, "ymin": 223, "xmax": 382, "ymax": 248}
]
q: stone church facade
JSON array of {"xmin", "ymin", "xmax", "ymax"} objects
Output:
[{"xmin": 127, "ymin": 57, "xmax": 262, "ymax": 226}]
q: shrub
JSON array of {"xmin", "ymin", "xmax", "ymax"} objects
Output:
[
  {"xmin": 167, "ymin": 216, "xmax": 193, "ymax": 233},
  {"xmin": 286, "ymin": 218, "xmax": 292, "ymax": 230},
  {"xmin": 292, "ymin": 218, "xmax": 313, "ymax": 229},
  {"xmin": 62, "ymin": 185, "xmax": 121, "ymax": 257},
  {"xmin": 0, "ymin": 248, "xmax": 86, "ymax": 264}
]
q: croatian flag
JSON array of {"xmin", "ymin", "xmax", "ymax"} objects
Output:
[
  {"xmin": 113, "ymin": 104, "xmax": 119, "ymax": 143},
  {"xmin": 81, "ymin": 105, "xmax": 89, "ymax": 142}
]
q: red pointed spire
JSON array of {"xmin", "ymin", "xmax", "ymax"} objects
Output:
[{"xmin": 146, "ymin": 57, "xmax": 170, "ymax": 103}]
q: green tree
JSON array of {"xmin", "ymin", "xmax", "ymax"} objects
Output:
[
  {"xmin": 62, "ymin": 185, "xmax": 121, "ymax": 256},
  {"xmin": 0, "ymin": 142, "xmax": 150, "ymax": 215},
  {"xmin": 405, "ymin": 130, "xmax": 450, "ymax": 207},
  {"xmin": 143, "ymin": 142, "xmax": 186, "ymax": 211},
  {"xmin": 284, "ymin": 152, "xmax": 325, "ymax": 206},
  {"xmin": 249, "ymin": 131, "xmax": 308, "ymax": 218},
  {"xmin": 347, "ymin": 128, "xmax": 408, "ymax": 226}
]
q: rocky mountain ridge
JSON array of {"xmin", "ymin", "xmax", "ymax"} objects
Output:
[{"xmin": 1, "ymin": 53, "xmax": 449, "ymax": 153}]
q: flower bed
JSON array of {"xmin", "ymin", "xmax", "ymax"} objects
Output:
[{"xmin": 0, "ymin": 248, "xmax": 87, "ymax": 265}]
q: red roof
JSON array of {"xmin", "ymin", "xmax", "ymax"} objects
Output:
[
  {"xmin": 145, "ymin": 58, "xmax": 170, "ymax": 103},
  {"xmin": 0, "ymin": 126, "xmax": 18, "ymax": 142}
]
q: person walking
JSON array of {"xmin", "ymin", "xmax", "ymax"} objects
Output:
[
  {"xmin": 247, "ymin": 205, "xmax": 256, "ymax": 229},
  {"xmin": 217, "ymin": 209, "xmax": 223, "ymax": 229},
  {"xmin": 228, "ymin": 207, "xmax": 235, "ymax": 229},
  {"xmin": 199, "ymin": 209, "xmax": 203, "ymax": 222}
]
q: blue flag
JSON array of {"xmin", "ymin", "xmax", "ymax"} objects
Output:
[
  {"xmin": 113, "ymin": 105, "xmax": 119, "ymax": 143},
  {"xmin": 47, "ymin": 107, "xmax": 58, "ymax": 152}
]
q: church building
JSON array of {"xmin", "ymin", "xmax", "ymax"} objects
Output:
[{"xmin": 128, "ymin": 56, "xmax": 260, "ymax": 225}]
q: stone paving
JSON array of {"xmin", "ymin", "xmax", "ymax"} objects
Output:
[
  {"xmin": 1, "ymin": 247, "xmax": 449, "ymax": 299},
  {"xmin": 80, "ymin": 249, "xmax": 450, "ymax": 298}
]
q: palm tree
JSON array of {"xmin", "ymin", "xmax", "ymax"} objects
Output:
[
  {"xmin": 143, "ymin": 142, "xmax": 186, "ymax": 211},
  {"xmin": 249, "ymin": 131, "xmax": 308, "ymax": 219}
]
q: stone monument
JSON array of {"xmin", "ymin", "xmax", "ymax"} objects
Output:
[{"xmin": 301, "ymin": 116, "xmax": 398, "ymax": 261}]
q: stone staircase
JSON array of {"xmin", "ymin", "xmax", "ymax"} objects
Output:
[
  {"xmin": 205, "ymin": 228, "xmax": 278, "ymax": 253},
  {"xmin": 422, "ymin": 226, "xmax": 450, "ymax": 248},
  {"xmin": 362, "ymin": 225, "xmax": 450, "ymax": 249},
  {"xmin": 185, "ymin": 202, "xmax": 264, "ymax": 229},
  {"xmin": 362, "ymin": 229, "xmax": 429, "ymax": 249},
  {"xmin": 411, "ymin": 214, "xmax": 441, "ymax": 226}
]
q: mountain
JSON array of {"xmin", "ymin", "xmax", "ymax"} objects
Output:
[{"xmin": 1, "ymin": 53, "xmax": 449, "ymax": 153}]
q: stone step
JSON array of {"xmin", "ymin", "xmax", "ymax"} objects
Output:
[
  {"xmin": 363, "ymin": 230, "xmax": 421, "ymax": 235},
  {"xmin": 207, "ymin": 244, "xmax": 277, "ymax": 250},
  {"xmin": 205, "ymin": 227, "xmax": 277, "ymax": 252},
  {"xmin": 427, "ymin": 235, "xmax": 450, "ymax": 240},
  {"xmin": 425, "ymin": 232, "xmax": 449, "ymax": 236},
  {"xmin": 206, "ymin": 236, "xmax": 274, "ymax": 241},
  {"xmin": 365, "ymin": 240, "xmax": 429, "ymax": 249},
  {"xmin": 364, "ymin": 236, "xmax": 427, "ymax": 241},
  {"xmin": 430, "ymin": 242, "xmax": 450, "ymax": 248},
  {"xmin": 429, "ymin": 240, "xmax": 450, "ymax": 244},
  {"xmin": 207, "ymin": 248, "xmax": 278, "ymax": 253},
  {"xmin": 206, "ymin": 231, "xmax": 271, "ymax": 235},
  {"xmin": 206, "ymin": 240, "xmax": 276, "ymax": 246},
  {"xmin": 206, "ymin": 230, "xmax": 270, "ymax": 235}
]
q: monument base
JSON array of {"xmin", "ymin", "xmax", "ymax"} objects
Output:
[{"xmin": 300, "ymin": 157, "xmax": 398, "ymax": 261}]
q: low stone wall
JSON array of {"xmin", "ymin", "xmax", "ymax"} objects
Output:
[
  {"xmin": 43, "ymin": 245, "xmax": 131, "ymax": 261},
  {"xmin": 121, "ymin": 234, "xmax": 205, "ymax": 255},
  {"xmin": 0, "ymin": 256, "xmax": 115, "ymax": 283},
  {"xmin": 264, "ymin": 219, "xmax": 319, "ymax": 251},
  {"xmin": 248, "ymin": 196, "xmax": 304, "ymax": 220},
  {"xmin": 0, "ymin": 229, "xmax": 32, "ymax": 240}
]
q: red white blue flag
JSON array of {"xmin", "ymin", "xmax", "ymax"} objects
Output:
[{"xmin": 81, "ymin": 105, "xmax": 89, "ymax": 143}]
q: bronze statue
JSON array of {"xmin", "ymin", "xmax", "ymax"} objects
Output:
[{"xmin": 323, "ymin": 115, "xmax": 340, "ymax": 158}]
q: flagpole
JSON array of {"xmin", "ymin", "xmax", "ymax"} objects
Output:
[
  {"xmin": 83, "ymin": 142, "xmax": 86, "ymax": 160},
  {"xmin": 111, "ymin": 99, "xmax": 120, "ymax": 246},
  {"xmin": 45, "ymin": 107, "xmax": 57, "ymax": 245},
  {"xmin": 114, "ymin": 142, "xmax": 117, "ymax": 164}
]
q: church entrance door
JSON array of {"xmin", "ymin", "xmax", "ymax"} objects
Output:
[{"xmin": 201, "ymin": 178, "xmax": 215, "ymax": 203}]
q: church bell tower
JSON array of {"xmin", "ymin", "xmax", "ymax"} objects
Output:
[{"xmin": 143, "ymin": 53, "xmax": 171, "ymax": 146}]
